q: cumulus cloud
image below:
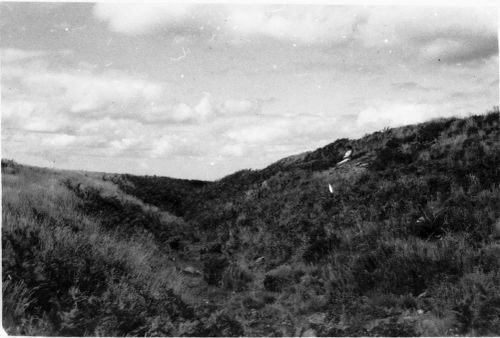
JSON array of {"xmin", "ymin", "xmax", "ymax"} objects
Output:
[
  {"xmin": 214, "ymin": 113, "xmax": 341, "ymax": 162},
  {"xmin": 93, "ymin": 3, "xmax": 193, "ymax": 34},
  {"xmin": 1, "ymin": 48, "xmax": 282, "ymax": 164},
  {"xmin": 219, "ymin": 99, "xmax": 258, "ymax": 115},
  {"xmin": 194, "ymin": 92, "xmax": 215, "ymax": 121},
  {"xmin": 225, "ymin": 119, "xmax": 292, "ymax": 144},
  {"xmin": 220, "ymin": 144, "xmax": 244, "ymax": 157},
  {"xmin": 42, "ymin": 134, "xmax": 77, "ymax": 148},
  {"xmin": 226, "ymin": 5, "xmax": 363, "ymax": 44},
  {"xmin": 419, "ymin": 36, "xmax": 498, "ymax": 63},
  {"xmin": 2, "ymin": 55, "xmax": 228, "ymax": 129},
  {"xmin": 391, "ymin": 82, "xmax": 434, "ymax": 91},
  {"xmin": 93, "ymin": 4, "xmax": 497, "ymax": 64},
  {"xmin": 2, "ymin": 51, "xmax": 186, "ymax": 161},
  {"xmin": 94, "ymin": 4, "xmax": 364, "ymax": 44},
  {"xmin": 355, "ymin": 102, "xmax": 446, "ymax": 132},
  {"xmin": 158, "ymin": 95, "xmax": 262, "ymax": 124},
  {"xmin": 3, "ymin": 61, "xmax": 167, "ymax": 122},
  {"xmin": 1, "ymin": 48, "xmax": 73, "ymax": 64},
  {"xmin": 1, "ymin": 48, "xmax": 48, "ymax": 63},
  {"xmin": 358, "ymin": 7, "xmax": 498, "ymax": 63}
]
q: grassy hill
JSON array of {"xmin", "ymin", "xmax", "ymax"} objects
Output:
[{"xmin": 3, "ymin": 107, "xmax": 500, "ymax": 336}]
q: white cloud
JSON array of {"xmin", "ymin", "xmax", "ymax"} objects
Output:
[
  {"xmin": 419, "ymin": 36, "xmax": 498, "ymax": 63},
  {"xmin": 17, "ymin": 70, "xmax": 165, "ymax": 117},
  {"xmin": 357, "ymin": 7, "xmax": 497, "ymax": 62},
  {"xmin": 159, "ymin": 93, "xmax": 218, "ymax": 124},
  {"xmin": 94, "ymin": 4, "xmax": 363, "ymax": 44},
  {"xmin": 2, "ymin": 51, "xmax": 287, "ymax": 165},
  {"xmin": 1, "ymin": 48, "xmax": 48, "ymax": 63},
  {"xmin": 225, "ymin": 120, "xmax": 291, "ymax": 144},
  {"xmin": 1, "ymin": 57, "xmax": 200, "ymax": 129},
  {"xmin": 170, "ymin": 103, "xmax": 197, "ymax": 123},
  {"xmin": 1, "ymin": 48, "xmax": 73, "ymax": 63},
  {"xmin": 150, "ymin": 136, "xmax": 174, "ymax": 158},
  {"xmin": 92, "ymin": 4, "xmax": 497, "ymax": 64},
  {"xmin": 355, "ymin": 102, "xmax": 445, "ymax": 132},
  {"xmin": 194, "ymin": 92, "xmax": 215, "ymax": 121},
  {"xmin": 220, "ymin": 99, "xmax": 256, "ymax": 115},
  {"xmin": 220, "ymin": 144, "xmax": 244, "ymax": 157},
  {"xmin": 93, "ymin": 3, "xmax": 193, "ymax": 34},
  {"xmin": 109, "ymin": 137, "xmax": 144, "ymax": 156},
  {"xmin": 217, "ymin": 113, "xmax": 340, "ymax": 161},
  {"xmin": 2, "ymin": 51, "xmax": 284, "ymax": 164},
  {"xmin": 42, "ymin": 134, "xmax": 77, "ymax": 148},
  {"xmin": 226, "ymin": 5, "xmax": 362, "ymax": 44}
]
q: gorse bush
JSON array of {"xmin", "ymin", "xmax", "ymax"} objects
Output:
[{"xmin": 3, "ymin": 108, "xmax": 500, "ymax": 336}]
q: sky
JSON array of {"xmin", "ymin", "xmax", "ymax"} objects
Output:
[{"xmin": 1, "ymin": 2, "xmax": 498, "ymax": 180}]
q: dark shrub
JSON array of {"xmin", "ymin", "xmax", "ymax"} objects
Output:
[
  {"xmin": 169, "ymin": 238, "xmax": 183, "ymax": 251},
  {"xmin": 368, "ymin": 317, "xmax": 418, "ymax": 337},
  {"xmin": 263, "ymin": 274, "xmax": 288, "ymax": 292},
  {"xmin": 221, "ymin": 263, "xmax": 253, "ymax": 291},
  {"xmin": 416, "ymin": 121, "xmax": 446, "ymax": 143},
  {"xmin": 352, "ymin": 243, "xmax": 461, "ymax": 296},
  {"xmin": 208, "ymin": 242, "xmax": 223, "ymax": 254},
  {"xmin": 203, "ymin": 255, "xmax": 229, "ymax": 286},
  {"xmin": 483, "ymin": 110, "xmax": 499, "ymax": 125},
  {"xmin": 204, "ymin": 312, "xmax": 244, "ymax": 337},
  {"xmin": 371, "ymin": 138, "xmax": 412, "ymax": 170},
  {"xmin": 242, "ymin": 295, "xmax": 266, "ymax": 310},
  {"xmin": 303, "ymin": 227, "xmax": 340, "ymax": 263},
  {"xmin": 475, "ymin": 296, "xmax": 500, "ymax": 335}
]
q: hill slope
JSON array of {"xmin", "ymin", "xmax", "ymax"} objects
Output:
[{"xmin": 3, "ymin": 108, "xmax": 500, "ymax": 336}]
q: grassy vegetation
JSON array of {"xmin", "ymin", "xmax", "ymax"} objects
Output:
[{"xmin": 3, "ymin": 107, "xmax": 500, "ymax": 336}]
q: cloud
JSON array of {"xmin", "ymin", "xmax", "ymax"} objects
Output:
[
  {"xmin": 3, "ymin": 61, "xmax": 166, "ymax": 120},
  {"xmin": 355, "ymin": 102, "xmax": 446, "ymax": 132},
  {"xmin": 42, "ymin": 134, "xmax": 77, "ymax": 148},
  {"xmin": 158, "ymin": 95, "xmax": 263, "ymax": 124},
  {"xmin": 226, "ymin": 5, "xmax": 363, "ymax": 44},
  {"xmin": 94, "ymin": 4, "xmax": 365, "ymax": 44},
  {"xmin": 93, "ymin": 3, "xmax": 193, "ymax": 34},
  {"xmin": 419, "ymin": 36, "xmax": 498, "ymax": 63},
  {"xmin": 150, "ymin": 136, "xmax": 174, "ymax": 158},
  {"xmin": 1, "ymin": 48, "xmax": 48, "ymax": 63},
  {"xmin": 194, "ymin": 92, "xmax": 215, "ymax": 121},
  {"xmin": 219, "ymin": 99, "xmax": 262, "ymax": 116},
  {"xmin": 220, "ymin": 144, "xmax": 244, "ymax": 157},
  {"xmin": 1, "ymin": 48, "xmax": 282, "ymax": 164},
  {"xmin": 216, "ymin": 113, "xmax": 341, "ymax": 162},
  {"xmin": 225, "ymin": 119, "xmax": 292, "ymax": 144},
  {"xmin": 2, "ymin": 55, "xmax": 216, "ymax": 128},
  {"xmin": 92, "ymin": 4, "xmax": 497, "ymax": 64},
  {"xmin": 358, "ymin": 7, "xmax": 498, "ymax": 63},
  {"xmin": 1, "ymin": 48, "xmax": 73, "ymax": 63},
  {"xmin": 391, "ymin": 82, "xmax": 434, "ymax": 91},
  {"xmin": 2, "ymin": 51, "xmax": 188, "ymax": 161}
]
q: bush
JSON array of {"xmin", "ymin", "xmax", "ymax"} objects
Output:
[
  {"xmin": 221, "ymin": 262, "xmax": 253, "ymax": 291},
  {"xmin": 203, "ymin": 255, "xmax": 229, "ymax": 286},
  {"xmin": 263, "ymin": 265, "xmax": 300, "ymax": 292},
  {"xmin": 303, "ymin": 226, "xmax": 340, "ymax": 262}
]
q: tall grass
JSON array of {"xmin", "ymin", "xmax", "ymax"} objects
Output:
[{"xmin": 2, "ymin": 164, "xmax": 195, "ymax": 335}]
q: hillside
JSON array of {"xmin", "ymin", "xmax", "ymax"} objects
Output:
[{"xmin": 3, "ymin": 107, "xmax": 500, "ymax": 336}]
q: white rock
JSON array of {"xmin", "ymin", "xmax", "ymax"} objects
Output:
[
  {"xmin": 302, "ymin": 328, "xmax": 317, "ymax": 337},
  {"xmin": 182, "ymin": 266, "xmax": 202, "ymax": 275}
]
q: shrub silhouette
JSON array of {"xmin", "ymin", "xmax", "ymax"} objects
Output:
[{"xmin": 203, "ymin": 255, "xmax": 229, "ymax": 286}]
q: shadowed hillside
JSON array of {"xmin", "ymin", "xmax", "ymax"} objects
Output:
[{"xmin": 3, "ymin": 107, "xmax": 500, "ymax": 336}]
